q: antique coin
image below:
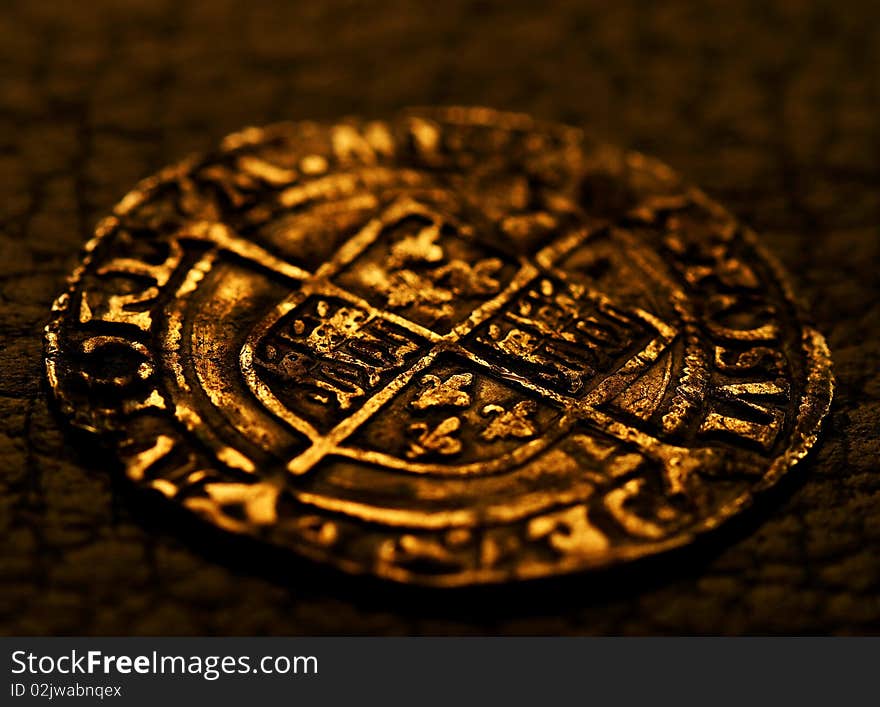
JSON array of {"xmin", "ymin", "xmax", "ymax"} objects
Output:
[{"xmin": 46, "ymin": 107, "xmax": 833, "ymax": 586}]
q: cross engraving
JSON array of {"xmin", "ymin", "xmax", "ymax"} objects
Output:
[{"xmin": 181, "ymin": 195, "xmax": 696, "ymax": 492}]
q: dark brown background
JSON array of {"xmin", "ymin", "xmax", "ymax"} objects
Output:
[{"xmin": 1, "ymin": 0, "xmax": 878, "ymax": 635}]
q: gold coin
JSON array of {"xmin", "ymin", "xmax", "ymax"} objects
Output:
[{"xmin": 45, "ymin": 107, "xmax": 833, "ymax": 585}]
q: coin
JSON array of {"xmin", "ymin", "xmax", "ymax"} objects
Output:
[{"xmin": 45, "ymin": 107, "xmax": 833, "ymax": 586}]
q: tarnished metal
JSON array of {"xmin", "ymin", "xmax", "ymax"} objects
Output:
[{"xmin": 45, "ymin": 107, "xmax": 833, "ymax": 585}]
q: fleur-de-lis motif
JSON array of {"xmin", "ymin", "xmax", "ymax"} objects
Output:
[
  {"xmin": 359, "ymin": 265, "xmax": 455, "ymax": 322},
  {"xmin": 411, "ymin": 373, "xmax": 473, "ymax": 410},
  {"xmin": 407, "ymin": 417, "xmax": 463, "ymax": 458},
  {"xmin": 433, "ymin": 257, "xmax": 503, "ymax": 296},
  {"xmin": 480, "ymin": 400, "xmax": 538, "ymax": 441},
  {"xmin": 388, "ymin": 221, "xmax": 444, "ymax": 268}
]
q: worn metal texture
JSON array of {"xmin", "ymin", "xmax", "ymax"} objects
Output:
[
  {"xmin": 1, "ymin": 0, "xmax": 877, "ymax": 633},
  {"xmin": 45, "ymin": 108, "xmax": 832, "ymax": 586}
]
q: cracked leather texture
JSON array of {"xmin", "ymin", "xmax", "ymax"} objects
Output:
[{"xmin": 0, "ymin": 0, "xmax": 877, "ymax": 635}]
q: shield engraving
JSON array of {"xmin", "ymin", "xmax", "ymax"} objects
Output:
[{"xmin": 240, "ymin": 197, "xmax": 678, "ymax": 477}]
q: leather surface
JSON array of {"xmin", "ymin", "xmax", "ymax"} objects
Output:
[{"xmin": 0, "ymin": 0, "xmax": 877, "ymax": 635}]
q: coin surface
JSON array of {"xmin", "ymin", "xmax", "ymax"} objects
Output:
[{"xmin": 46, "ymin": 107, "xmax": 832, "ymax": 586}]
